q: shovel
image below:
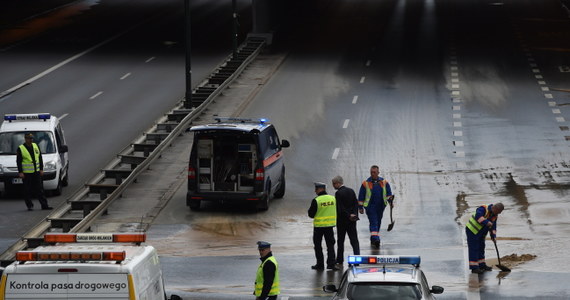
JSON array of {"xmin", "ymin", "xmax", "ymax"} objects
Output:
[
  {"xmin": 493, "ymin": 239, "xmax": 511, "ymax": 272},
  {"xmin": 387, "ymin": 200, "xmax": 395, "ymax": 232}
]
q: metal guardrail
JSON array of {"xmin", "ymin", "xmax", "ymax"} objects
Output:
[{"xmin": 0, "ymin": 37, "xmax": 266, "ymax": 266}]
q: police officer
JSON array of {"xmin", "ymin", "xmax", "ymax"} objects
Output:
[
  {"xmin": 17, "ymin": 133, "xmax": 52, "ymax": 211},
  {"xmin": 332, "ymin": 175, "xmax": 360, "ymax": 265},
  {"xmin": 254, "ymin": 241, "xmax": 280, "ymax": 300},
  {"xmin": 466, "ymin": 203, "xmax": 504, "ymax": 274},
  {"xmin": 308, "ymin": 182, "xmax": 338, "ymax": 270},
  {"xmin": 358, "ymin": 165, "xmax": 393, "ymax": 249}
]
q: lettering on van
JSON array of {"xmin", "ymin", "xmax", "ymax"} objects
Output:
[{"xmin": 6, "ymin": 274, "xmax": 129, "ymax": 295}]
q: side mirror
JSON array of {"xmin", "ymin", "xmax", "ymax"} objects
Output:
[
  {"xmin": 59, "ymin": 145, "xmax": 68, "ymax": 153},
  {"xmin": 322, "ymin": 284, "xmax": 338, "ymax": 293},
  {"xmin": 169, "ymin": 295, "xmax": 183, "ymax": 300},
  {"xmin": 430, "ymin": 285, "xmax": 444, "ymax": 294},
  {"xmin": 281, "ymin": 139, "xmax": 290, "ymax": 148}
]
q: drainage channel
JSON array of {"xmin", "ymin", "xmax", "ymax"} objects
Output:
[{"xmin": 0, "ymin": 36, "xmax": 266, "ymax": 266}]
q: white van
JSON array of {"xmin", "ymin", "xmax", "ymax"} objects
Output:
[
  {"xmin": 0, "ymin": 113, "xmax": 69, "ymax": 196},
  {"xmin": 0, "ymin": 233, "xmax": 181, "ymax": 300}
]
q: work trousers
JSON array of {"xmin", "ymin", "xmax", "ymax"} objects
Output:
[
  {"xmin": 466, "ymin": 228, "xmax": 487, "ymax": 269},
  {"xmin": 256, "ymin": 296, "xmax": 277, "ymax": 300},
  {"xmin": 365, "ymin": 203, "xmax": 386, "ymax": 242},
  {"xmin": 313, "ymin": 226, "xmax": 336, "ymax": 267},
  {"xmin": 22, "ymin": 172, "xmax": 48, "ymax": 209},
  {"xmin": 336, "ymin": 220, "xmax": 360, "ymax": 263}
]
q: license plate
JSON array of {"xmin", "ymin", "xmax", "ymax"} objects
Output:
[{"xmin": 12, "ymin": 178, "xmax": 23, "ymax": 184}]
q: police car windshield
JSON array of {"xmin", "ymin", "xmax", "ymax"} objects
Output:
[
  {"xmin": 0, "ymin": 132, "xmax": 56, "ymax": 155},
  {"xmin": 348, "ymin": 282, "xmax": 422, "ymax": 300}
]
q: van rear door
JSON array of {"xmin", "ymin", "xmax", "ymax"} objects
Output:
[{"xmin": 3, "ymin": 273, "xmax": 130, "ymax": 299}]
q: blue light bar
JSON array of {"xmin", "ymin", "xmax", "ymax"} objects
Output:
[
  {"xmin": 3, "ymin": 113, "xmax": 51, "ymax": 122},
  {"xmin": 214, "ymin": 117, "xmax": 268, "ymax": 124},
  {"xmin": 348, "ymin": 255, "xmax": 421, "ymax": 266}
]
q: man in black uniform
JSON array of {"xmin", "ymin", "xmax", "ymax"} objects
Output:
[
  {"xmin": 308, "ymin": 182, "xmax": 339, "ymax": 271},
  {"xmin": 254, "ymin": 241, "xmax": 279, "ymax": 300},
  {"xmin": 17, "ymin": 133, "xmax": 52, "ymax": 211},
  {"xmin": 332, "ymin": 175, "xmax": 360, "ymax": 266}
]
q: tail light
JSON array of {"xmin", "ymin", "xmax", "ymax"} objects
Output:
[
  {"xmin": 188, "ymin": 166, "xmax": 196, "ymax": 179},
  {"xmin": 255, "ymin": 168, "xmax": 264, "ymax": 181}
]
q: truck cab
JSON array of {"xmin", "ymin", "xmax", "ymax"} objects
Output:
[{"xmin": 0, "ymin": 113, "xmax": 69, "ymax": 196}]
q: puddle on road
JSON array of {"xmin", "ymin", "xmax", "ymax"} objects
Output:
[{"xmin": 499, "ymin": 253, "xmax": 537, "ymax": 269}]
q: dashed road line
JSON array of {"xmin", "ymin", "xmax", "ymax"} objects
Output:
[
  {"xmin": 342, "ymin": 119, "xmax": 350, "ymax": 129},
  {"xmin": 360, "ymin": 76, "xmax": 366, "ymax": 83},
  {"xmin": 120, "ymin": 73, "xmax": 131, "ymax": 80},
  {"xmin": 352, "ymin": 95, "xmax": 358, "ymax": 104},
  {"xmin": 331, "ymin": 148, "xmax": 340, "ymax": 160},
  {"xmin": 90, "ymin": 91, "xmax": 103, "ymax": 100},
  {"xmin": 146, "ymin": 57, "xmax": 155, "ymax": 63}
]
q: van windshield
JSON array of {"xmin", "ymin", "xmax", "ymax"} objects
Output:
[{"xmin": 0, "ymin": 131, "xmax": 56, "ymax": 155}]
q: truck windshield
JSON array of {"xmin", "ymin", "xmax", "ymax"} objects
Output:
[{"xmin": 0, "ymin": 131, "xmax": 56, "ymax": 155}]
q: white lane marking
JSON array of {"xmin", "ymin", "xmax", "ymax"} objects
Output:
[
  {"xmin": 453, "ymin": 113, "xmax": 461, "ymax": 119},
  {"xmin": 548, "ymin": 101, "xmax": 557, "ymax": 107},
  {"xmin": 532, "ymin": 68, "xmax": 540, "ymax": 73},
  {"xmin": 529, "ymin": 63, "xmax": 537, "ymax": 67},
  {"xmin": 0, "ymin": 21, "xmax": 149, "ymax": 99},
  {"xmin": 452, "ymin": 98, "xmax": 462, "ymax": 103},
  {"xmin": 451, "ymin": 66, "xmax": 458, "ymax": 71},
  {"xmin": 545, "ymin": 94, "xmax": 553, "ymax": 99},
  {"xmin": 281, "ymin": 297, "xmax": 289, "ymax": 300},
  {"xmin": 538, "ymin": 80, "xmax": 546, "ymax": 85},
  {"xmin": 541, "ymin": 87, "xmax": 550, "ymax": 91},
  {"xmin": 552, "ymin": 109, "xmax": 561, "ymax": 114},
  {"xmin": 535, "ymin": 74, "xmax": 543, "ymax": 79},
  {"xmin": 146, "ymin": 57, "xmax": 156, "ymax": 63},
  {"xmin": 455, "ymin": 151, "xmax": 465, "ymax": 157},
  {"xmin": 365, "ymin": 60, "xmax": 371, "ymax": 67},
  {"xmin": 453, "ymin": 105, "xmax": 461, "ymax": 111},
  {"xmin": 453, "ymin": 131, "xmax": 463, "ymax": 136},
  {"xmin": 452, "ymin": 84, "xmax": 460, "ymax": 89},
  {"xmin": 360, "ymin": 76, "xmax": 366, "ymax": 83},
  {"xmin": 454, "ymin": 141, "xmax": 464, "ymax": 147},
  {"xmin": 332, "ymin": 148, "xmax": 340, "ymax": 160},
  {"xmin": 454, "ymin": 122, "xmax": 462, "ymax": 127},
  {"xmin": 556, "ymin": 117, "xmax": 565, "ymax": 122},
  {"xmin": 352, "ymin": 95, "xmax": 358, "ymax": 104},
  {"xmin": 59, "ymin": 113, "xmax": 69, "ymax": 120},
  {"xmin": 451, "ymin": 78, "xmax": 459, "ymax": 83},
  {"xmin": 452, "ymin": 91, "xmax": 460, "ymax": 96},
  {"xmin": 90, "ymin": 91, "xmax": 103, "ymax": 100},
  {"xmin": 343, "ymin": 119, "xmax": 350, "ymax": 128},
  {"xmin": 120, "ymin": 73, "xmax": 131, "ymax": 80},
  {"xmin": 451, "ymin": 72, "xmax": 459, "ymax": 77}
]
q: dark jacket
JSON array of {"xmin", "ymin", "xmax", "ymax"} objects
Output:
[
  {"xmin": 16, "ymin": 143, "xmax": 43, "ymax": 173},
  {"xmin": 335, "ymin": 185, "xmax": 358, "ymax": 224},
  {"xmin": 258, "ymin": 252, "xmax": 277, "ymax": 298}
]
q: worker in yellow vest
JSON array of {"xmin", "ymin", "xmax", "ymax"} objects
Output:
[
  {"xmin": 254, "ymin": 241, "xmax": 280, "ymax": 300},
  {"xmin": 17, "ymin": 133, "xmax": 52, "ymax": 210},
  {"xmin": 466, "ymin": 203, "xmax": 504, "ymax": 274},
  {"xmin": 308, "ymin": 182, "xmax": 339, "ymax": 271}
]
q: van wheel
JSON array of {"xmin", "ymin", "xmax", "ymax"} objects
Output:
[
  {"xmin": 274, "ymin": 172, "xmax": 285, "ymax": 198},
  {"xmin": 52, "ymin": 180, "xmax": 62, "ymax": 196},
  {"xmin": 62, "ymin": 167, "xmax": 69, "ymax": 187},
  {"xmin": 189, "ymin": 199, "xmax": 201, "ymax": 211},
  {"xmin": 257, "ymin": 195, "xmax": 269, "ymax": 211}
]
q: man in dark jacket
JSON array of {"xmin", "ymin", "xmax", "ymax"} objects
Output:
[
  {"xmin": 332, "ymin": 175, "xmax": 360, "ymax": 265},
  {"xmin": 254, "ymin": 241, "xmax": 280, "ymax": 300}
]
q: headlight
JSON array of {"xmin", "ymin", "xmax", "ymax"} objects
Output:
[{"xmin": 44, "ymin": 161, "xmax": 57, "ymax": 171}]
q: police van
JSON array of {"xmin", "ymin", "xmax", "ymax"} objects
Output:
[
  {"xmin": 186, "ymin": 117, "xmax": 290, "ymax": 211},
  {"xmin": 0, "ymin": 233, "xmax": 182, "ymax": 300},
  {"xmin": 0, "ymin": 113, "xmax": 69, "ymax": 196}
]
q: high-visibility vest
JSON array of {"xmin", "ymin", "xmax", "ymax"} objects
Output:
[
  {"xmin": 19, "ymin": 143, "xmax": 41, "ymax": 173},
  {"xmin": 254, "ymin": 256, "xmax": 280, "ymax": 297},
  {"xmin": 362, "ymin": 180, "xmax": 388, "ymax": 207},
  {"xmin": 314, "ymin": 194, "xmax": 336, "ymax": 227},
  {"xmin": 466, "ymin": 205, "xmax": 496, "ymax": 235}
]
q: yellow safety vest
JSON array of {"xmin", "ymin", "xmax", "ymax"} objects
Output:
[
  {"xmin": 19, "ymin": 143, "xmax": 41, "ymax": 173},
  {"xmin": 362, "ymin": 180, "xmax": 388, "ymax": 207},
  {"xmin": 314, "ymin": 194, "xmax": 336, "ymax": 227},
  {"xmin": 254, "ymin": 256, "xmax": 280, "ymax": 297},
  {"xmin": 466, "ymin": 205, "xmax": 495, "ymax": 235}
]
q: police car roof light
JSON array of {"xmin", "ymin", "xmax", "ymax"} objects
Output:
[
  {"xmin": 3, "ymin": 113, "xmax": 51, "ymax": 122},
  {"xmin": 16, "ymin": 251, "xmax": 126, "ymax": 262},
  {"xmin": 44, "ymin": 233, "xmax": 146, "ymax": 244},
  {"xmin": 214, "ymin": 117, "xmax": 268, "ymax": 124},
  {"xmin": 348, "ymin": 255, "xmax": 421, "ymax": 266}
]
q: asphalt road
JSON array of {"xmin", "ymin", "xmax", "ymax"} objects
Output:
[{"xmin": 2, "ymin": 0, "xmax": 570, "ymax": 299}]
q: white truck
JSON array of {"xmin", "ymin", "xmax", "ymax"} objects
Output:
[
  {"xmin": 0, "ymin": 233, "xmax": 182, "ymax": 300},
  {"xmin": 0, "ymin": 113, "xmax": 69, "ymax": 196}
]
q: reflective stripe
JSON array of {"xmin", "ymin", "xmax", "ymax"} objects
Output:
[
  {"xmin": 466, "ymin": 205, "xmax": 488, "ymax": 235},
  {"xmin": 362, "ymin": 180, "xmax": 388, "ymax": 207},
  {"xmin": 19, "ymin": 143, "xmax": 40, "ymax": 173},
  {"xmin": 254, "ymin": 256, "xmax": 280, "ymax": 296},
  {"xmin": 314, "ymin": 195, "xmax": 336, "ymax": 227}
]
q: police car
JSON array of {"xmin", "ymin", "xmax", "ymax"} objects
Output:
[
  {"xmin": 0, "ymin": 113, "xmax": 69, "ymax": 196},
  {"xmin": 0, "ymin": 233, "xmax": 182, "ymax": 300},
  {"xmin": 187, "ymin": 117, "xmax": 290, "ymax": 211},
  {"xmin": 323, "ymin": 255, "xmax": 444, "ymax": 300}
]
